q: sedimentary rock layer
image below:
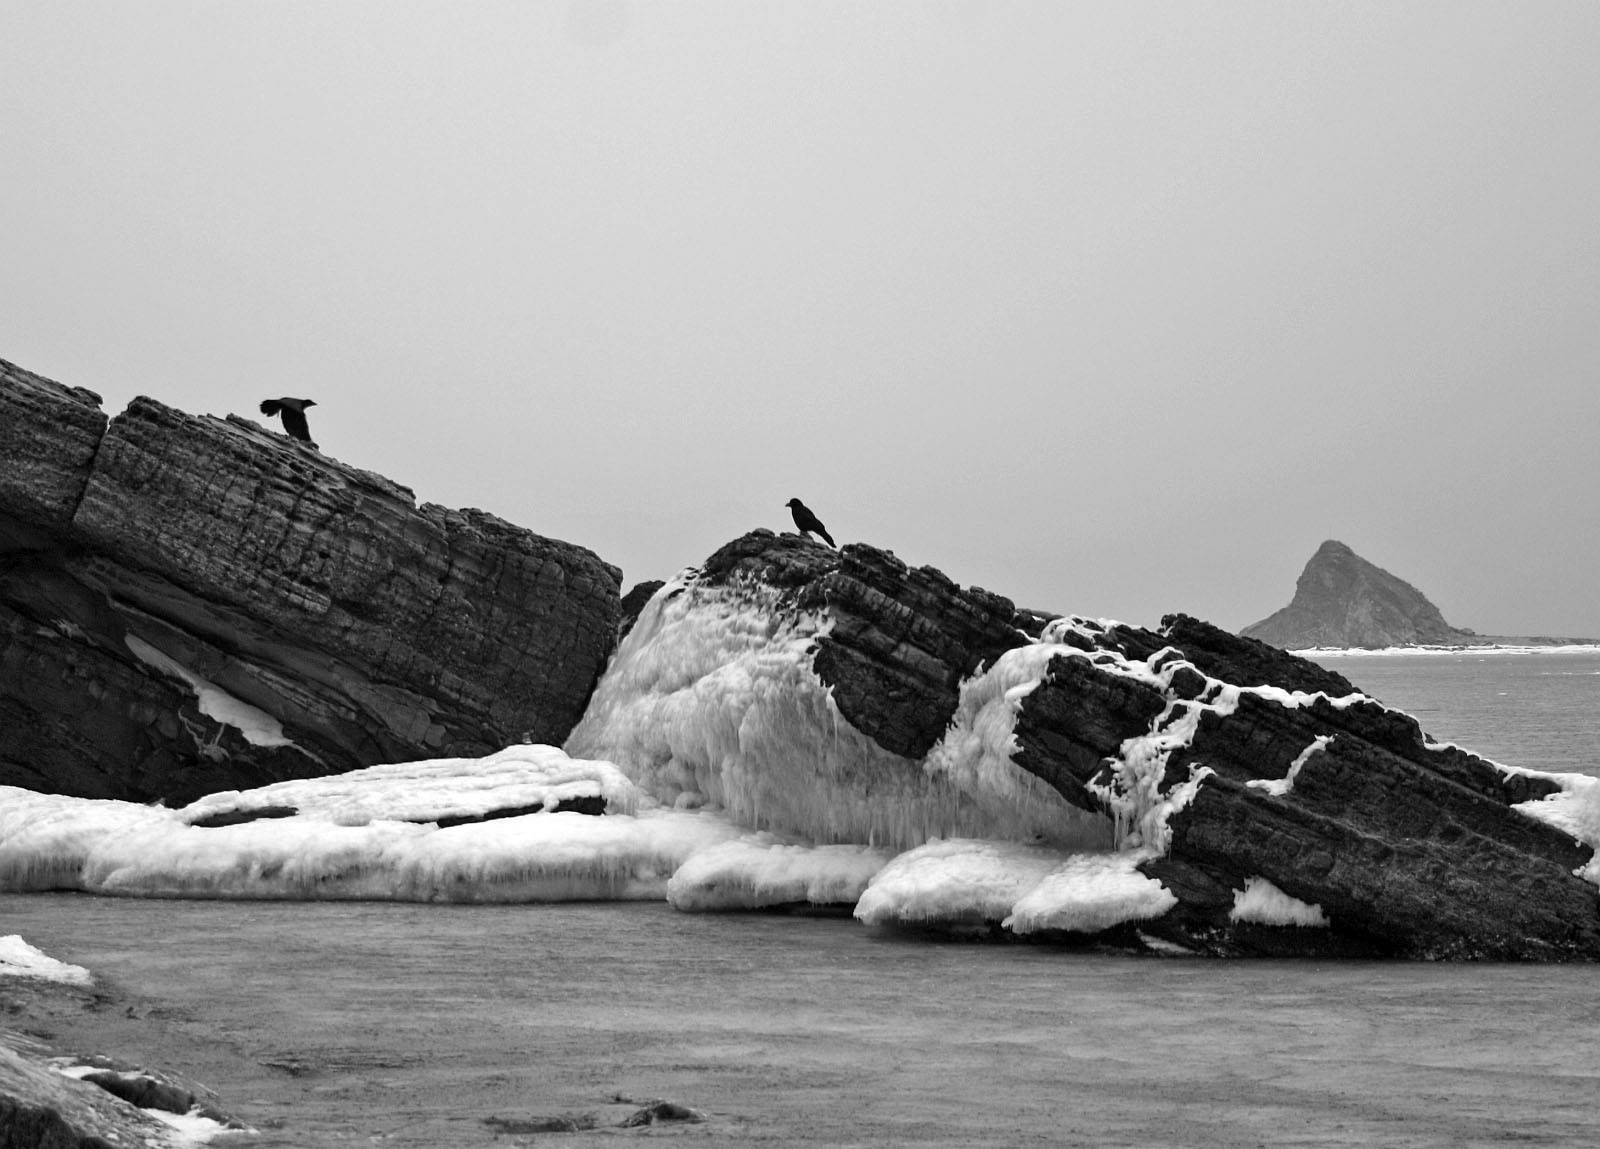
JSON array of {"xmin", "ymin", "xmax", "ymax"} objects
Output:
[
  {"xmin": 694, "ymin": 530, "xmax": 1600, "ymax": 959},
  {"xmin": 1010, "ymin": 615, "xmax": 1595, "ymax": 959},
  {"xmin": 701, "ymin": 530, "xmax": 1033, "ymax": 759},
  {"xmin": 0, "ymin": 357, "xmax": 620, "ymax": 803}
]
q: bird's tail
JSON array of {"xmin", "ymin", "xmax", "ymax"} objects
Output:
[
  {"xmin": 259, "ymin": 400, "xmax": 283, "ymax": 417},
  {"xmin": 819, "ymin": 529, "xmax": 836, "ymax": 547}
]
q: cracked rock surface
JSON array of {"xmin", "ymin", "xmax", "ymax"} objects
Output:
[
  {"xmin": 1, "ymin": 357, "xmax": 620, "ymax": 803},
  {"xmin": 704, "ymin": 530, "xmax": 1600, "ymax": 960}
]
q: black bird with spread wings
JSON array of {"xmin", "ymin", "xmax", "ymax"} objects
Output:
[
  {"xmin": 260, "ymin": 398, "xmax": 317, "ymax": 444},
  {"xmin": 785, "ymin": 497, "xmax": 835, "ymax": 547}
]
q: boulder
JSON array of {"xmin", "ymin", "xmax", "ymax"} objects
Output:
[{"xmin": 0, "ymin": 357, "xmax": 621, "ymax": 804}]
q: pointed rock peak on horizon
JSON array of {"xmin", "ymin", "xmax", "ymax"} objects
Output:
[{"xmin": 1241, "ymin": 541, "xmax": 1466, "ymax": 650}]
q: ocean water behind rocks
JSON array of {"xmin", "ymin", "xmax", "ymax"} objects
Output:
[
  {"xmin": 5, "ymin": 650, "xmax": 1599, "ymax": 1148},
  {"xmin": 1308, "ymin": 648, "xmax": 1600, "ymax": 779}
]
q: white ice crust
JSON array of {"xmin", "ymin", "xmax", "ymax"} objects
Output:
[
  {"xmin": 124, "ymin": 635, "xmax": 298, "ymax": 751},
  {"xmin": 668, "ymin": 835, "xmax": 894, "ymax": 911},
  {"xmin": 1505, "ymin": 770, "xmax": 1600, "ymax": 886},
  {"xmin": 0, "ymin": 935, "xmax": 93, "ymax": 986},
  {"xmin": 1003, "ymin": 849, "xmax": 1179, "ymax": 934},
  {"xmin": 853, "ymin": 839, "xmax": 1176, "ymax": 934},
  {"xmin": 923, "ymin": 641, "xmax": 1115, "ymax": 851},
  {"xmin": 1247, "ymin": 735, "xmax": 1334, "ymax": 798},
  {"xmin": 0, "ymin": 746, "xmax": 736, "ymax": 902},
  {"xmin": 1229, "ymin": 876, "xmax": 1330, "ymax": 927},
  {"xmin": 182, "ymin": 743, "xmax": 640, "ymax": 826}
]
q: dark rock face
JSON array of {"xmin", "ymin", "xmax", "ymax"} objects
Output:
[
  {"xmin": 707, "ymin": 530, "xmax": 1600, "ymax": 960},
  {"xmin": 618, "ymin": 579, "xmax": 666, "ymax": 640},
  {"xmin": 702, "ymin": 530, "xmax": 1033, "ymax": 759},
  {"xmin": 1242, "ymin": 540, "xmax": 1471, "ymax": 649},
  {"xmin": 1007, "ymin": 618, "xmax": 1593, "ymax": 959},
  {"xmin": 1, "ymin": 357, "xmax": 621, "ymax": 804},
  {"xmin": 0, "ymin": 1041, "xmax": 179, "ymax": 1149}
]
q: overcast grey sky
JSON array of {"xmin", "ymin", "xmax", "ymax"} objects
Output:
[{"xmin": 4, "ymin": 2, "xmax": 1597, "ymax": 635}]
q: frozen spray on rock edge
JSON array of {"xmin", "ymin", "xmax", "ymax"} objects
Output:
[
  {"xmin": 1493, "ymin": 765, "xmax": 1600, "ymax": 886},
  {"xmin": 564, "ymin": 575, "xmax": 1113, "ymax": 851},
  {"xmin": 563, "ymin": 578, "xmax": 1306, "ymax": 932}
]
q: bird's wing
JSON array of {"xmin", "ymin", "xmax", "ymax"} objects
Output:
[{"xmin": 281, "ymin": 409, "xmax": 311, "ymax": 441}]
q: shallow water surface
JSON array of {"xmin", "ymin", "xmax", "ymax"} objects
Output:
[{"xmin": 6, "ymin": 894, "xmax": 1599, "ymax": 1148}]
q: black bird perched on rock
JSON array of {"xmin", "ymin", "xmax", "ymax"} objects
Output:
[
  {"xmin": 260, "ymin": 398, "xmax": 317, "ymax": 444},
  {"xmin": 785, "ymin": 497, "xmax": 835, "ymax": 547}
]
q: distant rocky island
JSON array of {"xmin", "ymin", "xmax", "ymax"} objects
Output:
[{"xmin": 1242, "ymin": 539, "xmax": 1596, "ymax": 651}]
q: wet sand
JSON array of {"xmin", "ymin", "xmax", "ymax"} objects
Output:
[{"xmin": 4, "ymin": 892, "xmax": 1599, "ymax": 1148}]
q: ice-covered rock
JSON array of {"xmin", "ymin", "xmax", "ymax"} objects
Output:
[
  {"xmin": 6, "ymin": 356, "xmax": 1597, "ymax": 960},
  {"xmin": 572, "ymin": 531, "xmax": 1600, "ymax": 959}
]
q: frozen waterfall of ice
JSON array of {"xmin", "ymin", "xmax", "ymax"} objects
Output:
[
  {"xmin": 565, "ymin": 578, "xmax": 1108, "ymax": 852},
  {"xmin": 922, "ymin": 640, "xmax": 1116, "ymax": 852}
]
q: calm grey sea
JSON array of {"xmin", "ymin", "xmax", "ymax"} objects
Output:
[
  {"xmin": 1310, "ymin": 649, "xmax": 1600, "ymax": 779},
  {"xmin": 7, "ymin": 652, "xmax": 1599, "ymax": 1148}
]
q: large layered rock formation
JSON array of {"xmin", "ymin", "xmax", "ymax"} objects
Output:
[
  {"xmin": 672, "ymin": 530, "xmax": 1600, "ymax": 960},
  {"xmin": 5, "ymin": 352, "xmax": 1596, "ymax": 961},
  {"xmin": 0, "ymin": 358, "xmax": 620, "ymax": 804}
]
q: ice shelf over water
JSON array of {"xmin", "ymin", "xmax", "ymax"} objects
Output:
[{"xmin": 7, "ymin": 578, "xmax": 1599, "ymax": 936}]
